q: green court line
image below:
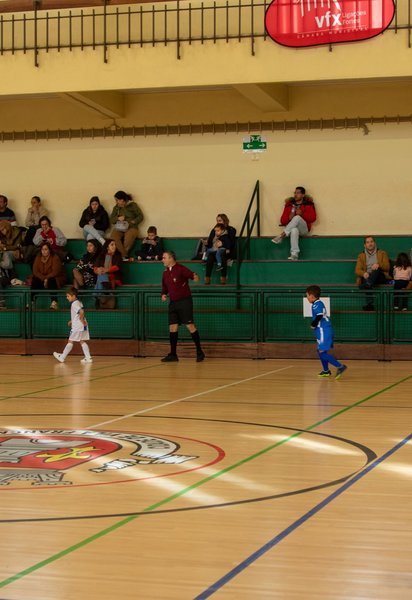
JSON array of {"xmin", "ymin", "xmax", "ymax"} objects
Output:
[{"xmin": 1, "ymin": 371, "xmax": 411, "ymax": 589}]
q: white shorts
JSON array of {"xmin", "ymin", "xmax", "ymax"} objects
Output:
[{"xmin": 69, "ymin": 329, "xmax": 90, "ymax": 342}]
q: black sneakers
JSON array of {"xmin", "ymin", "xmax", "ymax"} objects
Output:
[
  {"xmin": 335, "ymin": 365, "xmax": 348, "ymax": 380},
  {"xmin": 196, "ymin": 351, "xmax": 205, "ymax": 362},
  {"xmin": 161, "ymin": 354, "xmax": 179, "ymax": 362},
  {"xmin": 318, "ymin": 370, "xmax": 331, "ymax": 377},
  {"xmin": 161, "ymin": 352, "xmax": 205, "ymax": 362}
]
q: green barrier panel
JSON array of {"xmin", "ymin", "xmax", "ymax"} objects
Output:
[
  {"xmin": 142, "ymin": 291, "xmax": 257, "ymax": 342},
  {"xmin": 0, "ymin": 286, "xmax": 410, "ymax": 346}
]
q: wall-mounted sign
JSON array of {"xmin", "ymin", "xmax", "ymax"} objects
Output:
[
  {"xmin": 265, "ymin": 0, "xmax": 395, "ymax": 48},
  {"xmin": 243, "ymin": 135, "xmax": 267, "ymax": 153}
]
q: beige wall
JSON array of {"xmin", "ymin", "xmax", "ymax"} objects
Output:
[
  {"xmin": 1, "ymin": 123, "xmax": 410, "ymax": 238},
  {"xmin": 0, "ymin": 2, "xmax": 410, "ymax": 240}
]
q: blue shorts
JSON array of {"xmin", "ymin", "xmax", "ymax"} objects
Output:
[{"xmin": 315, "ymin": 327, "xmax": 333, "ymax": 352}]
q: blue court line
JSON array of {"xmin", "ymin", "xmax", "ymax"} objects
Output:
[{"xmin": 194, "ymin": 431, "xmax": 412, "ymax": 600}]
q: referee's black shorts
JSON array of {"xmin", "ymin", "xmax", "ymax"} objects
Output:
[{"xmin": 168, "ymin": 297, "xmax": 194, "ymax": 325}]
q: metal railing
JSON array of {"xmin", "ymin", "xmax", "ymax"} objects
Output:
[
  {"xmin": 235, "ymin": 179, "xmax": 260, "ymax": 289},
  {"xmin": 0, "ymin": 1, "xmax": 411, "ymax": 66},
  {"xmin": 1, "ymin": 287, "xmax": 411, "ymax": 345}
]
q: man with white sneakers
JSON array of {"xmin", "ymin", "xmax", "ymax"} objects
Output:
[{"xmin": 271, "ymin": 186, "xmax": 316, "ymax": 260}]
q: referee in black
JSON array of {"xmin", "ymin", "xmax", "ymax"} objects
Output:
[{"xmin": 161, "ymin": 250, "xmax": 205, "ymax": 362}]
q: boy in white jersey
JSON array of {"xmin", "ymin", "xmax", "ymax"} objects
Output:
[{"xmin": 53, "ymin": 287, "xmax": 93, "ymax": 364}]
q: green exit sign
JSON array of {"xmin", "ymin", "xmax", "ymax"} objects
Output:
[{"xmin": 243, "ymin": 134, "xmax": 267, "ymax": 152}]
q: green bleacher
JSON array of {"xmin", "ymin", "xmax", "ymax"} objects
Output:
[
  {"xmin": 2, "ymin": 235, "xmax": 412, "ymax": 351},
  {"xmin": 14, "ymin": 234, "xmax": 412, "ymax": 287}
]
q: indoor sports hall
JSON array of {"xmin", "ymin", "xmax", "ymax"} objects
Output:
[{"xmin": 0, "ymin": 1, "xmax": 411, "ymax": 599}]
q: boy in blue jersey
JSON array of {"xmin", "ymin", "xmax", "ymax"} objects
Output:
[{"xmin": 306, "ymin": 285, "xmax": 347, "ymax": 379}]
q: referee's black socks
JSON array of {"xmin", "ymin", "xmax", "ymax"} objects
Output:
[
  {"xmin": 191, "ymin": 330, "xmax": 202, "ymax": 353},
  {"xmin": 170, "ymin": 331, "xmax": 178, "ymax": 355}
]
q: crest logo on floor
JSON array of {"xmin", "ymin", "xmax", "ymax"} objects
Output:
[
  {"xmin": 265, "ymin": 0, "xmax": 395, "ymax": 48},
  {"xmin": 0, "ymin": 429, "xmax": 218, "ymax": 488}
]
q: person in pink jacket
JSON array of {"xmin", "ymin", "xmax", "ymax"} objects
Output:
[{"xmin": 271, "ymin": 186, "xmax": 316, "ymax": 260}]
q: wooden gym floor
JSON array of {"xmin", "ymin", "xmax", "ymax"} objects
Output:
[{"xmin": 0, "ymin": 355, "xmax": 411, "ymax": 599}]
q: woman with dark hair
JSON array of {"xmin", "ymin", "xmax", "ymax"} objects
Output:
[
  {"xmin": 93, "ymin": 239, "xmax": 123, "ymax": 289},
  {"xmin": 33, "ymin": 216, "xmax": 67, "ymax": 262},
  {"xmin": 110, "ymin": 190, "xmax": 143, "ymax": 261},
  {"xmin": 31, "ymin": 241, "xmax": 67, "ymax": 310},
  {"xmin": 393, "ymin": 252, "xmax": 412, "ymax": 311},
  {"xmin": 208, "ymin": 214, "xmax": 237, "ymax": 257},
  {"xmin": 72, "ymin": 239, "xmax": 101, "ymax": 290},
  {"xmin": 203, "ymin": 213, "xmax": 237, "ymax": 285},
  {"xmin": 79, "ymin": 196, "xmax": 109, "ymax": 246}
]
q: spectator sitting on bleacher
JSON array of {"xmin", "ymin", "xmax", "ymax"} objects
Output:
[
  {"xmin": 33, "ymin": 216, "xmax": 67, "ymax": 263},
  {"xmin": 110, "ymin": 190, "xmax": 143, "ymax": 262},
  {"xmin": 192, "ymin": 214, "xmax": 237, "ymax": 261},
  {"xmin": 94, "ymin": 239, "xmax": 122, "ymax": 290},
  {"xmin": 23, "ymin": 196, "xmax": 48, "ymax": 248},
  {"xmin": 271, "ymin": 186, "xmax": 316, "ymax": 260},
  {"xmin": 72, "ymin": 239, "xmax": 101, "ymax": 290},
  {"xmin": 204, "ymin": 223, "xmax": 231, "ymax": 285},
  {"xmin": 0, "ymin": 195, "xmax": 17, "ymax": 225},
  {"xmin": 209, "ymin": 214, "xmax": 237, "ymax": 260},
  {"xmin": 79, "ymin": 196, "xmax": 109, "ymax": 246},
  {"xmin": 31, "ymin": 241, "xmax": 67, "ymax": 310},
  {"xmin": 0, "ymin": 249, "xmax": 15, "ymax": 310},
  {"xmin": 355, "ymin": 236, "xmax": 390, "ymax": 312},
  {"xmin": 136, "ymin": 226, "xmax": 164, "ymax": 261},
  {"xmin": 393, "ymin": 252, "xmax": 412, "ymax": 311},
  {"xmin": 0, "ymin": 221, "xmax": 24, "ymax": 261}
]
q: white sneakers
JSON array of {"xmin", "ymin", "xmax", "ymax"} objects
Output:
[
  {"xmin": 288, "ymin": 254, "xmax": 299, "ymax": 261},
  {"xmin": 271, "ymin": 235, "xmax": 284, "ymax": 244},
  {"xmin": 53, "ymin": 353, "xmax": 93, "ymax": 364}
]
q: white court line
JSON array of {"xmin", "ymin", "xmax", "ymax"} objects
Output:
[{"xmin": 89, "ymin": 365, "xmax": 293, "ymax": 429}]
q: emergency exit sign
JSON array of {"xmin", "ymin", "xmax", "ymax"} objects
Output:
[{"xmin": 243, "ymin": 135, "xmax": 267, "ymax": 152}]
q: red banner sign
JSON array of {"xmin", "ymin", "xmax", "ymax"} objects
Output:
[{"xmin": 265, "ymin": 0, "xmax": 395, "ymax": 48}]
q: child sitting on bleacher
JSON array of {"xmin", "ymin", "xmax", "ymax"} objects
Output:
[
  {"xmin": 204, "ymin": 223, "xmax": 230, "ymax": 270},
  {"xmin": 393, "ymin": 252, "xmax": 412, "ymax": 311},
  {"xmin": 135, "ymin": 226, "xmax": 164, "ymax": 261}
]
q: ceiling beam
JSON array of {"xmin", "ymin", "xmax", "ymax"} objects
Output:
[
  {"xmin": 233, "ymin": 83, "xmax": 289, "ymax": 112},
  {"xmin": 61, "ymin": 91, "xmax": 125, "ymax": 119}
]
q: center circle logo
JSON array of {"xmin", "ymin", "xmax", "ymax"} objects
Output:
[{"xmin": 0, "ymin": 429, "xmax": 225, "ymax": 489}]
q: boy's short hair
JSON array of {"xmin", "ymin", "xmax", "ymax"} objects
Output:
[
  {"xmin": 214, "ymin": 223, "xmax": 225, "ymax": 232},
  {"xmin": 67, "ymin": 286, "xmax": 79, "ymax": 297},
  {"xmin": 147, "ymin": 226, "xmax": 157, "ymax": 235},
  {"xmin": 306, "ymin": 285, "xmax": 321, "ymax": 298},
  {"xmin": 164, "ymin": 250, "xmax": 176, "ymax": 260}
]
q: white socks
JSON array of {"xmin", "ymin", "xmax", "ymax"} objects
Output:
[
  {"xmin": 81, "ymin": 342, "xmax": 91, "ymax": 360},
  {"xmin": 61, "ymin": 342, "xmax": 74, "ymax": 359}
]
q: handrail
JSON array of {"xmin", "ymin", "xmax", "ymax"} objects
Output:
[
  {"xmin": 236, "ymin": 179, "xmax": 260, "ymax": 289},
  {"xmin": 0, "ymin": 1, "xmax": 411, "ymax": 66}
]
